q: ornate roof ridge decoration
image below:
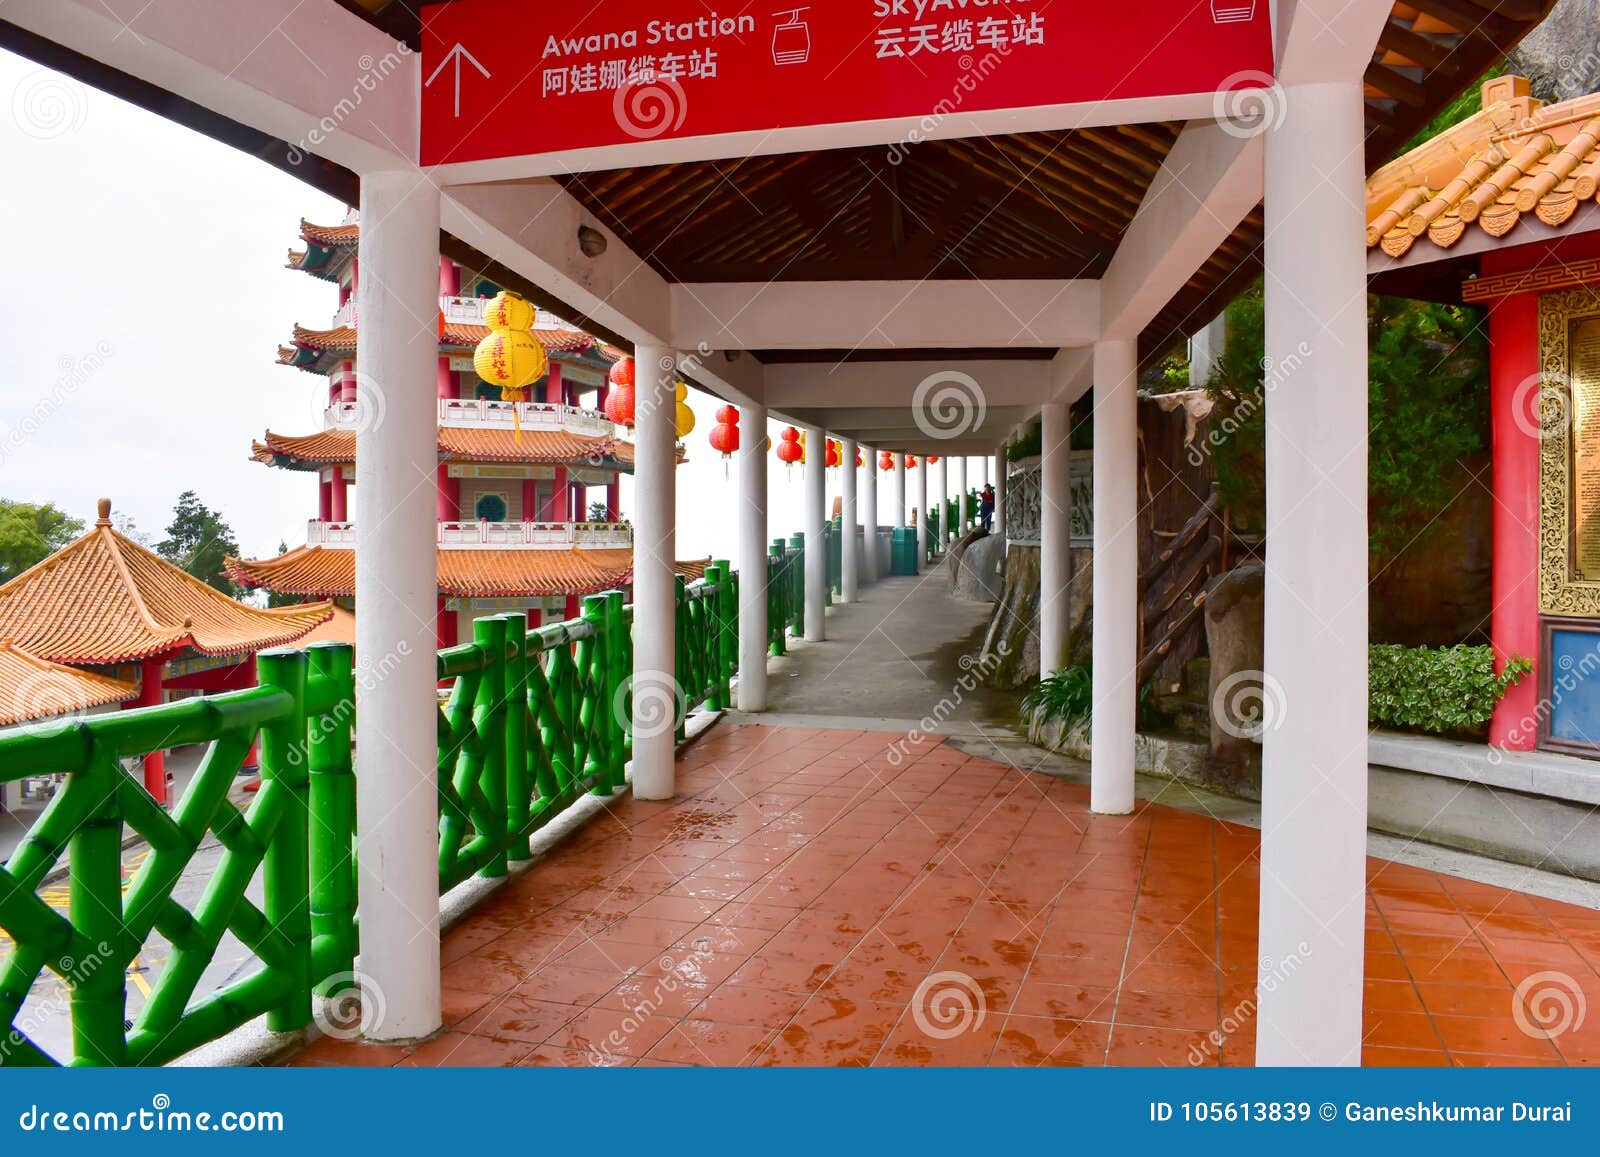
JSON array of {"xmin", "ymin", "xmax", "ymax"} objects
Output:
[
  {"xmin": 0, "ymin": 499, "xmax": 333, "ymax": 665},
  {"xmin": 1367, "ymin": 76, "xmax": 1600, "ymax": 259},
  {"xmin": 249, "ymin": 427, "xmax": 638, "ymax": 470},
  {"xmin": 276, "ymin": 321, "xmax": 597, "ymax": 370},
  {"xmin": 0, "ymin": 640, "xmax": 139, "ymax": 726},
  {"xmin": 226, "ymin": 546, "xmax": 709, "ymax": 599}
]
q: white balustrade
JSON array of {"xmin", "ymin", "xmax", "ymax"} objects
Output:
[{"xmin": 307, "ymin": 520, "xmax": 632, "ymax": 550}]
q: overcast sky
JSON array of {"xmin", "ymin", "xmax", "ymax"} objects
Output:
[{"xmin": 0, "ymin": 49, "xmax": 978, "ymax": 568}]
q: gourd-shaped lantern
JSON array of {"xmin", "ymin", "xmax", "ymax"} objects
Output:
[
  {"xmin": 878, "ymin": 451, "xmax": 894, "ymax": 472},
  {"xmin": 855, "ymin": 447, "xmax": 864, "ymax": 468},
  {"xmin": 674, "ymin": 380, "xmax": 696, "ymax": 441},
  {"xmin": 905, "ymin": 454, "xmax": 918, "ymax": 469},
  {"xmin": 776, "ymin": 425, "xmax": 803, "ymax": 471},
  {"xmin": 709, "ymin": 405, "xmax": 739, "ymax": 474},
  {"xmin": 472, "ymin": 291, "xmax": 547, "ymax": 442},
  {"xmin": 927, "ymin": 456, "xmax": 940, "ymax": 465},
  {"xmin": 604, "ymin": 357, "xmax": 636, "ymax": 427},
  {"xmin": 825, "ymin": 438, "xmax": 840, "ymax": 469}
]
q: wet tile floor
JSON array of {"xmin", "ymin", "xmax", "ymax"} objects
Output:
[{"xmin": 289, "ymin": 724, "xmax": 1600, "ymax": 1067}]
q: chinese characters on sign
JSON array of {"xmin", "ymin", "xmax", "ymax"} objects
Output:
[{"xmin": 874, "ymin": 13, "xmax": 1046, "ymax": 58}]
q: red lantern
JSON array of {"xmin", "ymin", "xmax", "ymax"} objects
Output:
[
  {"xmin": 825, "ymin": 438, "xmax": 840, "ymax": 468},
  {"xmin": 603, "ymin": 381, "xmax": 635, "ymax": 427},
  {"xmin": 855, "ymin": 447, "xmax": 864, "ymax": 468},
  {"xmin": 776, "ymin": 426, "xmax": 803, "ymax": 470},
  {"xmin": 879, "ymin": 451, "xmax": 894, "ymax": 471},
  {"xmin": 609, "ymin": 356, "xmax": 635, "ymax": 388},
  {"xmin": 709, "ymin": 406, "xmax": 740, "ymax": 471},
  {"xmin": 927, "ymin": 456, "xmax": 940, "ymax": 464},
  {"xmin": 905, "ymin": 454, "xmax": 918, "ymax": 468}
]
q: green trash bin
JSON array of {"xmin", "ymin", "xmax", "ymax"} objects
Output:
[{"xmin": 890, "ymin": 527, "xmax": 917, "ymax": 575}]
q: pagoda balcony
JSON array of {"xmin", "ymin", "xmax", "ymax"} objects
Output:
[
  {"xmin": 322, "ymin": 398, "xmax": 617, "ymax": 440},
  {"xmin": 304, "ymin": 519, "xmax": 632, "ymax": 550}
]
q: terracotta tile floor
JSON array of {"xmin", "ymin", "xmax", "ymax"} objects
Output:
[{"xmin": 289, "ymin": 725, "xmax": 1600, "ymax": 1067}]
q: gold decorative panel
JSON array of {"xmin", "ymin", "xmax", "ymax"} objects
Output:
[{"xmin": 1538, "ymin": 286, "xmax": 1600, "ymax": 616}]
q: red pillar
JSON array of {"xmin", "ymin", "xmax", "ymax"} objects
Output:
[
  {"xmin": 439, "ymin": 256, "xmax": 460, "ymax": 297},
  {"xmin": 521, "ymin": 478, "xmax": 538, "ymax": 522},
  {"xmin": 437, "ymin": 464, "xmax": 460, "ymax": 521},
  {"xmin": 135, "ymin": 654, "xmax": 168, "ymax": 804},
  {"xmin": 1488, "ymin": 291, "xmax": 1541, "ymax": 750},
  {"xmin": 319, "ymin": 477, "xmax": 333, "ymax": 521},
  {"xmin": 330, "ymin": 469, "xmax": 349, "ymax": 522},
  {"xmin": 573, "ymin": 483, "xmax": 588, "ymax": 523},
  {"xmin": 339, "ymin": 360, "xmax": 357, "ymax": 404},
  {"xmin": 437, "ymin": 354, "xmax": 454, "ymax": 400},
  {"xmin": 564, "ymin": 594, "xmax": 581, "ymax": 622},
  {"xmin": 606, "ymin": 480, "xmax": 620, "ymax": 521},
  {"xmin": 546, "ymin": 363, "xmax": 570, "ymax": 522}
]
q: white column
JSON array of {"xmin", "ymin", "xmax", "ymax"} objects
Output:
[
  {"xmin": 803, "ymin": 425, "xmax": 826, "ymax": 641},
  {"xmin": 994, "ymin": 446, "xmax": 1007, "ymax": 540},
  {"xmin": 354, "ymin": 171, "xmax": 441, "ymax": 1042},
  {"xmin": 1256, "ymin": 80, "xmax": 1369, "ymax": 1068},
  {"xmin": 737, "ymin": 401, "xmax": 768, "ymax": 711},
  {"xmin": 862, "ymin": 446, "xmax": 879, "ymax": 583},
  {"xmin": 958, "ymin": 456, "xmax": 969, "ymax": 531},
  {"xmin": 1091, "ymin": 339, "xmax": 1137, "ymax": 817},
  {"xmin": 841, "ymin": 437, "xmax": 859, "ymax": 601},
  {"xmin": 632, "ymin": 343, "xmax": 677, "ymax": 799},
  {"xmin": 893, "ymin": 453, "xmax": 907, "ymax": 528},
  {"xmin": 1039, "ymin": 404, "xmax": 1070, "ymax": 681},
  {"xmin": 916, "ymin": 457, "xmax": 929, "ymax": 572},
  {"xmin": 937, "ymin": 457, "xmax": 949, "ymax": 547}
]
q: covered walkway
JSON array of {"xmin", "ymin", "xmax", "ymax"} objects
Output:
[{"xmin": 289, "ymin": 721, "xmax": 1600, "ymax": 1068}]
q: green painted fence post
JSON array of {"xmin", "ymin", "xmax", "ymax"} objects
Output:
[
  {"xmin": 789, "ymin": 534, "xmax": 805, "ymax": 637},
  {"xmin": 71, "ymin": 740, "xmax": 128, "ymax": 1066},
  {"xmin": 306, "ymin": 642, "xmax": 356, "ymax": 992},
  {"xmin": 768, "ymin": 540, "xmax": 787, "ymax": 655},
  {"xmin": 704, "ymin": 563, "xmax": 726, "ymax": 710},
  {"xmin": 580, "ymin": 594, "xmax": 609, "ymax": 795},
  {"xmin": 258, "ymin": 646, "xmax": 312, "ymax": 1034},
  {"xmin": 472, "ymin": 615, "xmax": 509, "ymax": 879},
  {"xmin": 673, "ymin": 574, "xmax": 689, "ymax": 741},
  {"xmin": 606, "ymin": 591, "xmax": 628, "ymax": 791},
  {"xmin": 502, "ymin": 612, "xmax": 533, "ymax": 863}
]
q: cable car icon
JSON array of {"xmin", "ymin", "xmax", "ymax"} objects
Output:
[{"xmin": 772, "ymin": 8, "xmax": 810, "ymax": 65}]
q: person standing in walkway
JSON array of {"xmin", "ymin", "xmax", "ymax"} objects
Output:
[{"xmin": 979, "ymin": 484, "xmax": 995, "ymax": 532}]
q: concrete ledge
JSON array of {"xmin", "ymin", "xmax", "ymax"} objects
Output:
[{"xmin": 1368, "ymin": 731, "xmax": 1600, "ymax": 806}]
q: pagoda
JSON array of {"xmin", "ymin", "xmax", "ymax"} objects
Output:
[
  {"xmin": 0, "ymin": 499, "xmax": 332, "ymax": 804},
  {"xmin": 228, "ymin": 212, "xmax": 676, "ymax": 651}
]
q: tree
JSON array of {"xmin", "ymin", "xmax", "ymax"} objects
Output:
[
  {"xmin": 0, "ymin": 501, "xmax": 84, "ymax": 582},
  {"xmin": 588, "ymin": 500, "xmax": 609, "ymax": 522},
  {"xmin": 157, "ymin": 491, "xmax": 241, "ymax": 596}
]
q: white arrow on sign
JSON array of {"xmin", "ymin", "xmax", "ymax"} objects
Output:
[{"xmin": 425, "ymin": 42, "xmax": 491, "ymax": 118}]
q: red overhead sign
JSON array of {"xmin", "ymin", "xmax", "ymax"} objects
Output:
[{"xmin": 421, "ymin": 0, "xmax": 1273, "ymax": 167}]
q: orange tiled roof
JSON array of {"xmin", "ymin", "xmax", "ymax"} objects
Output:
[
  {"xmin": 250, "ymin": 428, "xmax": 636, "ymax": 469},
  {"xmin": 279, "ymin": 322, "xmax": 596, "ymax": 361},
  {"xmin": 0, "ymin": 641, "xmax": 138, "ymax": 726},
  {"xmin": 299, "ymin": 220, "xmax": 360, "ymax": 248},
  {"xmin": 227, "ymin": 546, "xmax": 709, "ymax": 599},
  {"xmin": 0, "ymin": 500, "xmax": 334, "ymax": 665},
  {"xmin": 1368, "ymin": 76, "xmax": 1600, "ymax": 259}
]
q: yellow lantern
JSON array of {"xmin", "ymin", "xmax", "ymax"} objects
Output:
[
  {"xmin": 675, "ymin": 401, "xmax": 696, "ymax": 439},
  {"xmin": 675, "ymin": 380, "xmax": 688, "ymax": 402},
  {"xmin": 473, "ymin": 291, "xmax": 547, "ymax": 442}
]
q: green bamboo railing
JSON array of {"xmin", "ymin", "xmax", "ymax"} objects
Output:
[{"xmin": 0, "ymin": 537, "xmax": 806, "ymax": 1067}]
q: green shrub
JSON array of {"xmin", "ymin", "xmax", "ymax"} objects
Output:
[
  {"xmin": 1021, "ymin": 664, "xmax": 1092, "ymax": 731},
  {"xmin": 1368, "ymin": 644, "xmax": 1531, "ymax": 737}
]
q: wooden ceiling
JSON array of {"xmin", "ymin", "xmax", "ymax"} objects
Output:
[{"xmin": 346, "ymin": 1, "xmax": 1558, "ymax": 362}]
